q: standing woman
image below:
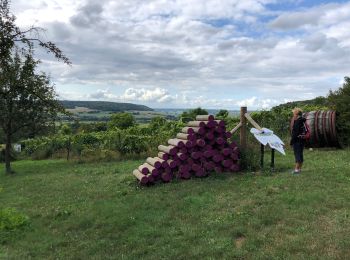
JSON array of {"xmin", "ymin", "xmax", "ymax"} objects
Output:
[{"xmin": 290, "ymin": 108, "xmax": 306, "ymax": 174}]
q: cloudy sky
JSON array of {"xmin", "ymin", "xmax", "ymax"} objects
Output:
[{"xmin": 11, "ymin": 0, "xmax": 350, "ymax": 109}]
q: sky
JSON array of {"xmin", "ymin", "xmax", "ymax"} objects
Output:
[{"xmin": 11, "ymin": 0, "xmax": 350, "ymax": 109}]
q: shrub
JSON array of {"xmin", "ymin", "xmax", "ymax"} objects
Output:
[
  {"xmin": 328, "ymin": 76, "xmax": 350, "ymax": 146},
  {"xmin": 108, "ymin": 112, "xmax": 135, "ymax": 130},
  {"xmin": 0, "ymin": 208, "xmax": 29, "ymax": 231}
]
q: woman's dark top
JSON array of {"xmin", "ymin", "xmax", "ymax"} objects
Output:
[{"xmin": 290, "ymin": 116, "xmax": 306, "ymax": 145}]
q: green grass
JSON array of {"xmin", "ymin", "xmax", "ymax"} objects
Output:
[{"xmin": 1, "ymin": 148, "xmax": 350, "ymax": 259}]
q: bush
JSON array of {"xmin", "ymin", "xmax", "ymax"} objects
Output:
[
  {"xmin": 180, "ymin": 107, "xmax": 208, "ymax": 122},
  {"xmin": 108, "ymin": 112, "xmax": 135, "ymax": 130},
  {"xmin": 0, "ymin": 208, "xmax": 29, "ymax": 231},
  {"xmin": 328, "ymin": 77, "xmax": 350, "ymax": 146}
]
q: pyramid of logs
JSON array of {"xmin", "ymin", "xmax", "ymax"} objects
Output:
[{"xmin": 133, "ymin": 115, "xmax": 240, "ymax": 185}]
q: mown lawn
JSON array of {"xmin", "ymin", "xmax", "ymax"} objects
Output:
[{"xmin": 1, "ymin": 148, "xmax": 350, "ymax": 259}]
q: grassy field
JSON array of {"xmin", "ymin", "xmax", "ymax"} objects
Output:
[{"xmin": 1, "ymin": 148, "xmax": 350, "ymax": 259}]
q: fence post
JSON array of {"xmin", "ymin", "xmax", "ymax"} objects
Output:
[
  {"xmin": 270, "ymin": 149, "xmax": 275, "ymax": 170},
  {"xmin": 260, "ymin": 143, "xmax": 265, "ymax": 168},
  {"xmin": 240, "ymin": 106, "xmax": 247, "ymax": 151}
]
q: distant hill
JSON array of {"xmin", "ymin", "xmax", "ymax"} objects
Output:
[
  {"xmin": 272, "ymin": 96, "xmax": 329, "ymax": 111},
  {"xmin": 60, "ymin": 100, "xmax": 153, "ymax": 112}
]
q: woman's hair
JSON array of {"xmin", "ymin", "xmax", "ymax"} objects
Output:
[{"xmin": 292, "ymin": 107, "xmax": 303, "ymax": 116}]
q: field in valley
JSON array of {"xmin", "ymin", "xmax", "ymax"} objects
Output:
[{"xmin": 1, "ymin": 148, "xmax": 350, "ymax": 259}]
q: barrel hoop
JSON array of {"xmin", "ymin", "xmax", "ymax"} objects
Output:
[
  {"xmin": 314, "ymin": 111, "xmax": 320, "ymax": 144},
  {"xmin": 331, "ymin": 111, "xmax": 337, "ymax": 143},
  {"xmin": 323, "ymin": 111, "xmax": 329, "ymax": 145},
  {"xmin": 317, "ymin": 111, "xmax": 325, "ymax": 146},
  {"xmin": 304, "ymin": 112, "xmax": 310, "ymax": 145},
  {"xmin": 329, "ymin": 111, "xmax": 334, "ymax": 142}
]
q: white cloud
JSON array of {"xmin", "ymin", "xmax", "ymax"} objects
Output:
[
  {"xmin": 120, "ymin": 88, "xmax": 174, "ymax": 102},
  {"xmin": 84, "ymin": 87, "xmax": 175, "ymax": 104},
  {"xmin": 10, "ymin": 0, "xmax": 350, "ymax": 109}
]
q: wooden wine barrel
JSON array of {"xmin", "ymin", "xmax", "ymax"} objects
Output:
[{"xmin": 291, "ymin": 111, "xmax": 338, "ymax": 147}]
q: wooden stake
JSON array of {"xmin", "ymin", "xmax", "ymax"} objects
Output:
[
  {"xmin": 240, "ymin": 107, "xmax": 247, "ymax": 150},
  {"xmin": 260, "ymin": 144, "xmax": 264, "ymax": 168}
]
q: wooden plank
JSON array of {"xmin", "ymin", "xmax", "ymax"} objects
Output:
[
  {"xmin": 230, "ymin": 122, "xmax": 242, "ymax": 134},
  {"xmin": 244, "ymin": 113, "xmax": 263, "ymax": 131}
]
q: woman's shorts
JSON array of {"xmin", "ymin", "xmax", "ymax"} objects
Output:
[{"xmin": 293, "ymin": 142, "xmax": 304, "ymax": 163}]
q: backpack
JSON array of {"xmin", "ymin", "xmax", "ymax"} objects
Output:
[{"xmin": 299, "ymin": 122, "xmax": 311, "ymax": 140}]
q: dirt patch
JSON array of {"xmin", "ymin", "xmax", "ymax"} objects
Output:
[{"xmin": 235, "ymin": 236, "xmax": 246, "ymax": 249}]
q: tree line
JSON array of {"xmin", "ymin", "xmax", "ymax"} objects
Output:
[{"xmin": 1, "ymin": 0, "xmax": 349, "ymax": 174}]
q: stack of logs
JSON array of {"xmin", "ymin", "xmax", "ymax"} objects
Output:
[{"xmin": 133, "ymin": 115, "xmax": 240, "ymax": 185}]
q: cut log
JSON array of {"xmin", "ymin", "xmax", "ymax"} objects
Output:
[
  {"xmin": 207, "ymin": 120, "xmax": 218, "ymax": 128},
  {"xmin": 179, "ymin": 147, "xmax": 188, "ymax": 154},
  {"xmin": 215, "ymin": 126, "xmax": 225, "ymax": 133},
  {"xmin": 204, "ymin": 162, "xmax": 215, "ymax": 171},
  {"xmin": 147, "ymin": 175, "xmax": 155, "ymax": 183},
  {"xmin": 150, "ymin": 168, "xmax": 159, "ymax": 177},
  {"xmin": 213, "ymin": 154, "xmax": 224, "ymax": 163},
  {"xmin": 205, "ymin": 132, "xmax": 215, "ymax": 140},
  {"xmin": 191, "ymin": 151, "xmax": 202, "ymax": 160},
  {"xmin": 146, "ymin": 157, "xmax": 163, "ymax": 169},
  {"xmin": 168, "ymin": 138, "xmax": 185, "ymax": 148},
  {"xmin": 191, "ymin": 163, "xmax": 201, "ymax": 172},
  {"xmin": 203, "ymin": 150, "xmax": 213, "ymax": 158},
  {"xmin": 133, "ymin": 169, "xmax": 149, "ymax": 184},
  {"xmin": 161, "ymin": 160, "xmax": 169, "ymax": 168},
  {"xmin": 196, "ymin": 139, "xmax": 206, "ymax": 147},
  {"xmin": 158, "ymin": 152, "xmax": 169, "ymax": 161},
  {"xmin": 187, "ymin": 121, "xmax": 207, "ymax": 128},
  {"xmin": 181, "ymin": 127, "xmax": 206, "ymax": 135},
  {"xmin": 161, "ymin": 172, "xmax": 172, "ymax": 182},
  {"xmin": 214, "ymin": 120, "xmax": 225, "ymax": 127},
  {"xmin": 176, "ymin": 133, "xmax": 196, "ymax": 141},
  {"xmin": 187, "ymin": 158, "xmax": 195, "ymax": 166},
  {"xmin": 196, "ymin": 115, "xmax": 215, "ymax": 121},
  {"xmin": 177, "ymin": 152, "xmax": 188, "ymax": 161},
  {"xmin": 222, "ymin": 159, "xmax": 233, "ymax": 168},
  {"xmin": 222, "ymin": 148, "xmax": 232, "ymax": 156},
  {"xmin": 186, "ymin": 140, "xmax": 194, "ymax": 148},
  {"xmin": 158, "ymin": 145, "xmax": 178, "ymax": 155},
  {"xmin": 204, "ymin": 145, "xmax": 212, "ymax": 151},
  {"xmin": 167, "ymin": 159, "xmax": 178, "ymax": 168},
  {"xmin": 138, "ymin": 164, "xmax": 149, "ymax": 174},
  {"xmin": 179, "ymin": 164, "xmax": 191, "ymax": 173},
  {"xmin": 139, "ymin": 163, "xmax": 159, "ymax": 176},
  {"xmin": 182, "ymin": 127, "xmax": 195, "ymax": 134},
  {"xmin": 216, "ymin": 137, "xmax": 225, "ymax": 145}
]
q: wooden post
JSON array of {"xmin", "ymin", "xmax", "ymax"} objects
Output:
[
  {"xmin": 260, "ymin": 144, "xmax": 264, "ymax": 168},
  {"xmin": 270, "ymin": 149, "xmax": 275, "ymax": 170},
  {"xmin": 240, "ymin": 107, "xmax": 247, "ymax": 150}
]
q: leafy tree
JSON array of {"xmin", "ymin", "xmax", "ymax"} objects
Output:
[
  {"xmin": 0, "ymin": 0, "xmax": 70, "ymax": 174},
  {"xmin": 0, "ymin": 52, "xmax": 63, "ymax": 172},
  {"xmin": 108, "ymin": 113, "xmax": 135, "ymax": 130},
  {"xmin": 328, "ymin": 76, "xmax": 350, "ymax": 146},
  {"xmin": 149, "ymin": 116, "xmax": 167, "ymax": 130},
  {"xmin": 216, "ymin": 109, "xmax": 229, "ymax": 119},
  {"xmin": 180, "ymin": 107, "xmax": 208, "ymax": 122},
  {"xmin": 59, "ymin": 124, "xmax": 72, "ymax": 135}
]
